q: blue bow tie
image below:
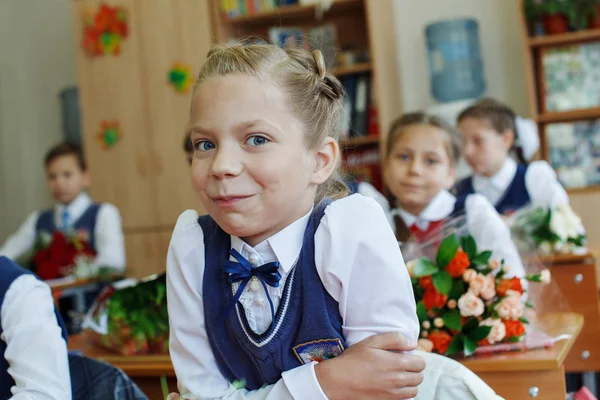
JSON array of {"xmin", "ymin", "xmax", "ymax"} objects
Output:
[{"xmin": 222, "ymin": 249, "xmax": 281, "ymax": 323}]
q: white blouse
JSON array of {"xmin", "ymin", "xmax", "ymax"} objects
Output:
[
  {"xmin": 1, "ymin": 273, "xmax": 71, "ymax": 399},
  {"xmin": 358, "ymin": 184, "xmax": 525, "ymax": 278},
  {"xmin": 472, "ymin": 158, "xmax": 569, "ymax": 209},
  {"xmin": 167, "ymin": 194, "xmax": 419, "ymax": 400}
]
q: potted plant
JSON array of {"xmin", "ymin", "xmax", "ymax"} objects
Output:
[
  {"xmin": 591, "ymin": 0, "xmax": 600, "ymax": 28},
  {"xmin": 524, "ymin": 0, "xmax": 545, "ymax": 36},
  {"xmin": 566, "ymin": 0, "xmax": 596, "ymax": 31},
  {"xmin": 540, "ymin": 0, "xmax": 569, "ymax": 34}
]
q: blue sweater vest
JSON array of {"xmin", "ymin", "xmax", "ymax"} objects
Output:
[
  {"xmin": 0, "ymin": 257, "xmax": 68, "ymax": 399},
  {"xmin": 199, "ymin": 200, "xmax": 346, "ymax": 390},
  {"xmin": 454, "ymin": 164, "xmax": 531, "ymax": 215},
  {"xmin": 35, "ymin": 203, "xmax": 101, "ymax": 249}
]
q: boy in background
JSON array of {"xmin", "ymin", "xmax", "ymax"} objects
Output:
[{"xmin": 0, "ymin": 142, "xmax": 125, "ymax": 272}]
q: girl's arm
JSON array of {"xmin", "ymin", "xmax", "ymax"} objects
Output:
[
  {"xmin": 167, "ymin": 211, "xmax": 321, "ymax": 400},
  {"xmin": 2, "ymin": 274, "xmax": 71, "ymax": 399},
  {"xmin": 525, "ymin": 160, "xmax": 569, "ymax": 208},
  {"xmin": 315, "ymin": 195, "xmax": 419, "ymax": 346},
  {"xmin": 465, "ymin": 194, "xmax": 525, "ymax": 278},
  {"xmin": 93, "ymin": 203, "xmax": 126, "ymax": 272}
]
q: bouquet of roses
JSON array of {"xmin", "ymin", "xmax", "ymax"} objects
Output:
[
  {"xmin": 83, "ymin": 273, "xmax": 169, "ymax": 356},
  {"xmin": 16, "ymin": 230, "xmax": 98, "ymax": 281},
  {"xmin": 407, "ymin": 233, "xmax": 551, "ymax": 357},
  {"xmin": 509, "ymin": 203, "xmax": 586, "ymax": 256}
]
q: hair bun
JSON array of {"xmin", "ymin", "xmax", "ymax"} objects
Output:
[{"xmin": 312, "ymin": 50, "xmax": 327, "ymax": 80}]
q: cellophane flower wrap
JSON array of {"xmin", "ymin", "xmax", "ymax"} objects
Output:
[{"xmin": 83, "ymin": 273, "xmax": 169, "ymax": 356}]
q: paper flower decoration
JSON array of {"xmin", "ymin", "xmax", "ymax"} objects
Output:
[
  {"xmin": 82, "ymin": 3, "xmax": 129, "ymax": 57},
  {"xmin": 168, "ymin": 63, "xmax": 194, "ymax": 93},
  {"xmin": 97, "ymin": 121, "xmax": 123, "ymax": 149}
]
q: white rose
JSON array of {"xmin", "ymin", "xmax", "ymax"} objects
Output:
[
  {"xmin": 549, "ymin": 207, "xmax": 569, "ymax": 241},
  {"xmin": 553, "ymin": 241, "xmax": 569, "ymax": 254},
  {"xmin": 540, "ymin": 269, "xmax": 551, "ymax": 285},
  {"xmin": 417, "ymin": 339, "xmax": 434, "ymax": 352},
  {"xmin": 479, "ymin": 318, "xmax": 506, "ymax": 344},
  {"xmin": 539, "ymin": 241, "xmax": 553, "ymax": 255},
  {"xmin": 406, "ymin": 260, "xmax": 417, "ymax": 277},
  {"xmin": 458, "ymin": 292, "xmax": 485, "ymax": 317}
]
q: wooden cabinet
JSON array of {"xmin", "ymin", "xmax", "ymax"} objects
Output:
[
  {"xmin": 544, "ymin": 254, "xmax": 600, "ymax": 372},
  {"xmin": 72, "ymin": 0, "xmax": 210, "ymax": 276}
]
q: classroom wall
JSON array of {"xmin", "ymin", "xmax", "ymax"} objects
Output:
[
  {"xmin": 0, "ymin": 0, "xmax": 77, "ymax": 242},
  {"xmin": 392, "ymin": 0, "xmax": 529, "ymax": 116}
]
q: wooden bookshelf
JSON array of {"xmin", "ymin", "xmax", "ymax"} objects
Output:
[
  {"xmin": 340, "ymin": 136, "xmax": 379, "ymax": 148},
  {"xmin": 209, "ymin": 0, "xmax": 403, "ymax": 161},
  {"xmin": 536, "ymin": 107, "xmax": 600, "ymax": 124},
  {"xmin": 517, "ymin": 0, "xmax": 600, "ymax": 194},
  {"xmin": 529, "ymin": 29, "xmax": 600, "ymax": 48},
  {"xmin": 221, "ymin": 0, "xmax": 363, "ymax": 25},
  {"xmin": 333, "ymin": 62, "xmax": 372, "ymax": 77}
]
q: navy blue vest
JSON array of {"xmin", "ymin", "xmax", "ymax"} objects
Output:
[
  {"xmin": 35, "ymin": 203, "xmax": 101, "ymax": 249},
  {"xmin": 454, "ymin": 164, "xmax": 531, "ymax": 215},
  {"xmin": 199, "ymin": 200, "xmax": 346, "ymax": 390},
  {"xmin": 0, "ymin": 257, "xmax": 68, "ymax": 399}
]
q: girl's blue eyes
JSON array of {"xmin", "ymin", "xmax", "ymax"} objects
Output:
[
  {"xmin": 194, "ymin": 141, "xmax": 216, "ymax": 151},
  {"xmin": 193, "ymin": 135, "xmax": 270, "ymax": 152}
]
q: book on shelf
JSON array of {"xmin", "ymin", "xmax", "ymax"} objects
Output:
[
  {"xmin": 221, "ymin": 0, "xmax": 299, "ymax": 17},
  {"xmin": 268, "ymin": 24, "xmax": 337, "ymax": 69},
  {"xmin": 339, "ymin": 72, "xmax": 373, "ymax": 138}
]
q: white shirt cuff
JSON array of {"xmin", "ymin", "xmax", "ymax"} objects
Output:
[{"xmin": 281, "ymin": 362, "xmax": 328, "ymax": 400}]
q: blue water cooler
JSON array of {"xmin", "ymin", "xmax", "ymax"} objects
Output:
[{"xmin": 425, "ymin": 18, "xmax": 486, "ymax": 103}]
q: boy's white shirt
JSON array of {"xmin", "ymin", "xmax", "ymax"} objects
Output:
[
  {"xmin": 0, "ymin": 192, "xmax": 126, "ymax": 272},
  {"xmin": 472, "ymin": 158, "xmax": 569, "ymax": 209},
  {"xmin": 167, "ymin": 194, "xmax": 419, "ymax": 399},
  {"xmin": 358, "ymin": 183, "xmax": 525, "ymax": 278},
  {"xmin": 1, "ymin": 274, "xmax": 71, "ymax": 399}
]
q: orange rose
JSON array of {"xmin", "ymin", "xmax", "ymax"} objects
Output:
[
  {"xmin": 502, "ymin": 319, "xmax": 525, "ymax": 338},
  {"xmin": 445, "ymin": 249, "xmax": 470, "ymax": 278},
  {"xmin": 496, "ymin": 277, "xmax": 523, "ymax": 297},
  {"xmin": 419, "ymin": 276, "xmax": 434, "ymax": 290},
  {"xmin": 429, "ymin": 330, "xmax": 452, "ymax": 354},
  {"xmin": 423, "ymin": 288, "xmax": 448, "ymax": 310}
]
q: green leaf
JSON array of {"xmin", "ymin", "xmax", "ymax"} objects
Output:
[
  {"xmin": 445, "ymin": 334, "xmax": 464, "ymax": 356},
  {"xmin": 416, "ymin": 301, "xmax": 428, "ymax": 322},
  {"xmin": 508, "ymin": 336, "xmax": 522, "ymax": 343},
  {"xmin": 469, "ymin": 326, "xmax": 492, "ymax": 342},
  {"xmin": 525, "ymin": 301, "xmax": 534, "ymax": 309},
  {"xmin": 463, "ymin": 336, "xmax": 477, "ymax": 356},
  {"xmin": 436, "ymin": 234, "xmax": 460, "ymax": 268},
  {"xmin": 519, "ymin": 317, "xmax": 530, "ymax": 324},
  {"xmin": 443, "ymin": 309, "xmax": 462, "ymax": 331},
  {"xmin": 472, "ymin": 251, "xmax": 492, "ymax": 266},
  {"xmin": 460, "ymin": 235, "xmax": 477, "ymax": 260},
  {"xmin": 462, "ymin": 317, "xmax": 479, "ymax": 334},
  {"xmin": 413, "ymin": 258, "xmax": 439, "ymax": 277},
  {"xmin": 449, "ymin": 278, "xmax": 465, "ymax": 301},
  {"xmin": 433, "ymin": 270, "xmax": 453, "ymax": 295}
]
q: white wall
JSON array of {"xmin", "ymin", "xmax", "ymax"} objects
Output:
[
  {"xmin": 392, "ymin": 0, "xmax": 529, "ymax": 116},
  {"xmin": 0, "ymin": 0, "xmax": 77, "ymax": 241}
]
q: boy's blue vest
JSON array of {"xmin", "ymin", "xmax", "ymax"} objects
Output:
[
  {"xmin": 0, "ymin": 257, "xmax": 68, "ymax": 399},
  {"xmin": 35, "ymin": 204, "xmax": 101, "ymax": 248},
  {"xmin": 454, "ymin": 164, "xmax": 531, "ymax": 215},
  {"xmin": 199, "ymin": 200, "xmax": 346, "ymax": 390}
]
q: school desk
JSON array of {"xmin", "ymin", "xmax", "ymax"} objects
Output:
[
  {"xmin": 526, "ymin": 252, "xmax": 600, "ymax": 372},
  {"xmin": 68, "ymin": 312, "xmax": 582, "ymax": 400}
]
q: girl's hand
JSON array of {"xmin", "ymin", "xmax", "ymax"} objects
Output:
[
  {"xmin": 167, "ymin": 394, "xmax": 180, "ymax": 400},
  {"xmin": 315, "ymin": 332, "xmax": 425, "ymax": 400}
]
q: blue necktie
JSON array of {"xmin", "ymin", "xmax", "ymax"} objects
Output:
[
  {"xmin": 61, "ymin": 209, "xmax": 70, "ymax": 231},
  {"xmin": 222, "ymin": 249, "xmax": 281, "ymax": 323}
]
